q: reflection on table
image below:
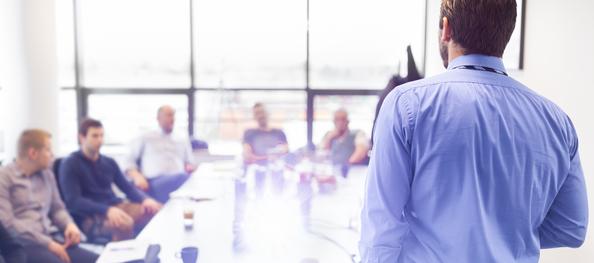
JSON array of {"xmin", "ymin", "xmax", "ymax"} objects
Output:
[{"xmin": 134, "ymin": 160, "xmax": 366, "ymax": 263}]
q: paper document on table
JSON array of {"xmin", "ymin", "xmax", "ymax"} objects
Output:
[
  {"xmin": 170, "ymin": 190, "xmax": 216, "ymax": 202},
  {"xmin": 96, "ymin": 239, "xmax": 149, "ymax": 263}
]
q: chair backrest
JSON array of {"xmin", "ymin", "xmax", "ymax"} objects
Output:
[
  {"xmin": 191, "ymin": 138, "xmax": 209, "ymax": 151},
  {"xmin": 52, "ymin": 158, "xmax": 65, "ymax": 199}
]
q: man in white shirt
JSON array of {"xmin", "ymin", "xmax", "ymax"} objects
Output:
[{"xmin": 126, "ymin": 105, "xmax": 196, "ymax": 203}]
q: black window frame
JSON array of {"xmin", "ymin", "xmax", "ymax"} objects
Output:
[{"xmin": 65, "ymin": 0, "xmax": 429, "ymax": 148}]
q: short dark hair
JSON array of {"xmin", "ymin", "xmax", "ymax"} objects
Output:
[
  {"xmin": 440, "ymin": 0, "xmax": 517, "ymax": 57},
  {"xmin": 79, "ymin": 118, "xmax": 103, "ymax": 136}
]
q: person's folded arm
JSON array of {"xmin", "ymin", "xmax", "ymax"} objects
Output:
[
  {"xmin": 539, "ymin": 136, "xmax": 588, "ymax": 249},
  {"xmin": 348, "ymin": 131, "xmax": 370, "ymax": 164},
  {"xmin": 359, "ymin": 91, "xmax": 415, "ymax": 262},
  {"xmin": 242, "ymin": 144, "xmax": 267, "ymax": 164}
]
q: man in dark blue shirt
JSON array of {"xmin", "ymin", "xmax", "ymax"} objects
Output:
[{"xmin": 59, "ymin": 118, "xmax": 162, "ymax": 241}]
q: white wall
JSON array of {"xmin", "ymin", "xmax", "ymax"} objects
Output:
[
  {"xmin": 0, "ymin": 0, "xmax": 60, "ymax": 161},
  {"xmin": 22, "ymin": 0, "xmax": 60, "ymax": 138},
  {"xmin": 425, "ymin": 0, "xmax": 594, "ymax": 262},
  {"xmin": 0, "ymin": 0, "xmax": 31, "ymax": 160}
]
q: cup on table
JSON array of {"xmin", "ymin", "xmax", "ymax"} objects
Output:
[
  {"xmin": 183, "ymin": 208, "xmax": 194, "ymax": 230},
  {"xmin": 175, "ymin": 246, "xmax": 199, "ymax": 263}
]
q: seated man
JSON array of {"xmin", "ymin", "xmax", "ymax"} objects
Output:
[
  {"xmin": 242, "ymin": 102, "xmax": 289, "ymax": 195},
  {"xmin": 126, "ymin": 105, "xmax": 197, "ymax": 203},
  {"xmin": 320, "ymin": 109, "xmax": 370, "ymax": 175},
  {"xmin": 0, "ymin": 129, "xmax": 98, "ymax": 263},
  {"xmin": 59, "ymin": 118, "xmax": 162, "ymax": 241},
  {"xmin": 234, "ymin": 103, "xmax": 289, "ymax": 250},
  {"xmin": 0, "ymin": 222, "xmax": 26, "ymax": 263}
]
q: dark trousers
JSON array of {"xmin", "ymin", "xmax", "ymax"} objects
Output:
[
  {"xmin": 19, "ymin": 238, "xmax": 98, "ymax": 263},
  {"xmin": 148, "ymin": 173, "xmax": 190, "ymax": 203}
]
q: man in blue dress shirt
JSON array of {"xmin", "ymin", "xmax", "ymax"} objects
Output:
[{"xmin": 359, "ymin": 0, "xmax": 588, "ymax": 262}]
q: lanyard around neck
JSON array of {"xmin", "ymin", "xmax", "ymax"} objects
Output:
[{"xmin": 452, "ymin": 65, "xmax": 508, "ymax": 76}]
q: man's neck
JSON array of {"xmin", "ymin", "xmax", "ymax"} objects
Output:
[
  {"xmin": 337, "ymin": 128, "xmax": 349, "ymax": 137},
  {"xmin": 15, "ymin": 158, "xmax": 39, "ymax": 177},
  {"xmin": 447, "ymin": 43, "xmax": 466, "ymax": 65},
  {"xmin": 81, "ymin": 148, "xmax": 100, "ymax": 161}
]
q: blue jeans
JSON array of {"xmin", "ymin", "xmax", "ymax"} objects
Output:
[{"xmin": 148, "ymin": 173, "xmax": 190, "ymax": 203}]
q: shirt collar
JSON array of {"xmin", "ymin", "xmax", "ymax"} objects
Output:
[
  {"xmin": 8, "ymin": 161, "xmax": 40, "ymax": 178},
  {"xmin": 8, "ymin": 162, "xmax": 25, "ymax": 177},
  {"xmin": 447, "ymin": 54, "xmax": 507, "ymax": 74},
  {"xmin": 76, "ymin": 150, "xmax": 101, "ymax": 163}
]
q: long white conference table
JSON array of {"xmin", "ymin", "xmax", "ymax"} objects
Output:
[{"xmin": 106, "ymin": 161, "xmax": 367, "ymax": 263}]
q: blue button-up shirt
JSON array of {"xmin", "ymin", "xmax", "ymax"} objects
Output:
[{"xmin": 360, "ymin": 55, "xmax": 588, "ymax": 262}]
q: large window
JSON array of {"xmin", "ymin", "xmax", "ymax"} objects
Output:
[
  {"xmin": 78, "ymin": 0, "xmax": 191, "ymax": 87},
  {"xmin": 309, "ymin": 0, "xmax": 425, "ymax": 89},
  {"xmin": 194, "ymin": 0, "xmax": 307, "ymax": 88},
  {"xmin": 88, "ymin": 94, "xmax": 188, "ymax": 145},
  {"xmin": 57, "ymin": 0, "xmax": 427, "ymax": 154}
]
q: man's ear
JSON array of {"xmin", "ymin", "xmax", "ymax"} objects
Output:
[
  {"xmin": 440, "ymin": 17, "xmax": 452, "ymax": 43},
  {"xmin": 28, "ymin": 148, "xmax": 37, "ymax": 160}
]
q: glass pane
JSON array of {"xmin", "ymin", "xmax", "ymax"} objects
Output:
[
  {"xmin": 313, "ymin": 95, "xmax": 378, "ymax": 145},
  {"xmin": 78, "ymin": 0, "xmax": 191, "ymax": 87},
  {"xmin": 194, "ymin": 90, "xmax": 306, "ymax": 155},
  {"xmin": 88, "ymin": 94, "xmax": 188, "ymax": 146},
  {"xmin": 310, "ymin": 0, "xmax": 426, "ymax": 89},
  {"xmin": 502, "ymin": 0, "xmax": 523, "ymax": 70},
  {"xmin": 194, "ymin": 0, "xmax": 307, "ymax": 88},
  {"xmin": 56, "ymin": 0, "xmax": 75, "ymax": 87},
  {"xmin": 58, "ymin": 89, "xmax": 78, "ymax": 156}
]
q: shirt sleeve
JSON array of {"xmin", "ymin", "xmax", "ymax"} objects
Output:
[
  {"xmin": 539, "ymin": 123, "xmax": 588, "ymax": 248},
  {"xmin": 183, "ymin": 138, "xmax": 197, "ymax": 167},
  {"xmin": 277, "ymin": 130, "xmax": 288, "ymax": 144},
  {"xmin": 111, "ymin": 159, "xmax": 147, "ymax": 203},
  {"xmin": 354, "ymin": 130, "xmax": 370, "ymax": 148},
  {"xmin": 126, "ymin": 137, "xmax": 144, "ymax": 172},
  {"xmin": 242, "ymin": 130, "xmax": 253, "ymax": 145},
  {"xmin": 359, "ymin": 90, "xmax": 415, "ymax": 262},
  {"xmin": 0, "ymin": 170, "xmax": 53, "ymax": 247},
  {"xmin": 59, "ymin": 158, "xmax": 110, "ymax": 216},
  {"xmin": 46, "ymin": 170, "xmax": 74, "ymax": 230}
]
